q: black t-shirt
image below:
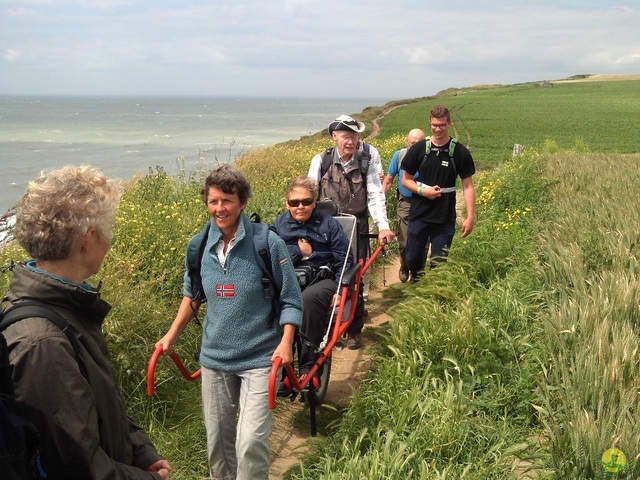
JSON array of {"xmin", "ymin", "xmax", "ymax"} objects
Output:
[{"xmin": 401, "ymin": 138, "xmax": 475, "ymax": 224}]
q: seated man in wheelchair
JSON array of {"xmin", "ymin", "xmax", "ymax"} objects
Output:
[{"xmin": 274, "ymin": 175, "xmax": 353, "ymax": 390}]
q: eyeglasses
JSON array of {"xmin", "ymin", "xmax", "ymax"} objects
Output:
[
  {"xmin": 288, "ymin": 198, "xmax": 314, "ymax": 207},
  {"xmin": 430, "ymin": 123, "xmax": 449, "ymax": 130},
  {"xmin": 336, "ymin": 132, "xmax": 359, "ymax": 142}
]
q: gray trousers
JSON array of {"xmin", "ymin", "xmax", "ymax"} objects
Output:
[{"xmin": 201, "ymin": 366, "xmax": 272, "ymax": 480}]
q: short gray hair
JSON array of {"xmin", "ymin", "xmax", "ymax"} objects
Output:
[{"xmin": 15, "ymin": 165, "xmax": 122, "ymax": 260}]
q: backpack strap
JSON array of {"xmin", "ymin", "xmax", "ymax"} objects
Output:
[
  {"xmin": 359, "ymin": 143, "xmax": 371, "ymax": 178},
  {"xmin": 185, "ymin": 222, "xmax": 210, "ymax": 304},
  {"xmin": 250, "ymin": 216, "xmax": 282, "ymax": 329},
  {"xmin": 320, "ymin": 148, "xmax": 334, "ymax": 180},
  {"xmin": 0, "ymin": 300, "xmax": 89, "ymax": 381},
  {"xmin": 321, "ymin": 145, "xmax": 371, "ymax": 179},
  {"xmin": 423, "ymin": 138, "xmax": 458, "ymax": 168},
  {"xmin": 398, "ymin": 147, "xmax": 408, "ymax": 165},
  {"xmin": 449, "ymin": 137, "xmax": 458, "ymax": 157}
]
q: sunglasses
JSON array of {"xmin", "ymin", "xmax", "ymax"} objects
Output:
[{"xmin": 288, "ymin": 198, "xmax": 314, "ymax": 207}]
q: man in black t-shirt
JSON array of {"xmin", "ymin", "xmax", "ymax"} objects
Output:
[{"xmin": 400, "ymin": 105, "xmax": 476, "ymax": 281}]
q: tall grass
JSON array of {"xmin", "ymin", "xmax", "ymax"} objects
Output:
[
  {"xmin": 534, "ymin": 153, "xmax": 640, "ymax": 478},
  {"xmin": 285, "ymin": 149, "xmax": 552, "ymax": 479}
]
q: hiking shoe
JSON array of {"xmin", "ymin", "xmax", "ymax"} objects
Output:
[
  {"xmin": 347, "ymin": 333, "xmax": 363, "ymax": 350},
  {"xmin": 399, "ymin": 267, "xmax": 409, "ymax": 283}
]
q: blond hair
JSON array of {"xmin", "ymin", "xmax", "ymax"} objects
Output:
[{"xmin": 286, "ymin": 175, "xmax": 318, "ymax": 200}]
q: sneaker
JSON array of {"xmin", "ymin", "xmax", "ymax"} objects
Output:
[
  {"xmin": 347, "ymin": 333, "xmax": 363, "ymax": 350},
  {"xmin": 399, "ymin": 267, "xmax": 409, "ymax": 283}
]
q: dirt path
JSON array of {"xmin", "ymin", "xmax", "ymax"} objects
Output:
[
  {"xmin": 268, "ymin": 100, "xmax": 407, "ymax": 478},
  {"xmin": 366, "ymin": 104, "xmax": 408, "ymax": 140},
  {"xmin": 269, "ymin": 256, "xmax": 402, "ymax": 479}
]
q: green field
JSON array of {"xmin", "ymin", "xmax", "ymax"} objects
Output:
[
  {"xmin": 2, "ymin": 77, "xmax": 639, "ymax": 479},
  {"xmin": 377, "ymin": 80, "xmax": 640, "ymax": 169}
]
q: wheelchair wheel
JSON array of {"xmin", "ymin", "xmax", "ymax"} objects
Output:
[{"xmin": 310, "ymin": 354, "xmax": 332, "ymax": 404}]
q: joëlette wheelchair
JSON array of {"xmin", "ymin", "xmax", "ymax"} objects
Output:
[{"xmin": 146, "ymin": 200, "xmax": 387, "ymax": 436}]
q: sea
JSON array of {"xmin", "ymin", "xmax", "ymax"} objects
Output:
[{"xmin": 0, "ymin": 95, "xmax": 389, "ymax": 216}]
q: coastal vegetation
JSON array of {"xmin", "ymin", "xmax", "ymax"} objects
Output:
[{"xmin": 1, "ymin": 77, "xmax": 639, "ymax": 479}]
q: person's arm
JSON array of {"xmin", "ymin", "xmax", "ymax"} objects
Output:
[
  {"xmin": 155, "ymin": 296, "xmax": 200, "ymax": 354},
  {"xmin": 271, "ymin": 323, "xmax": 296, "ymax": 366},
  {"xmin": 382, "ymin": 173, "xmax": 394, "ymax": 194},
  {"xmin": 307, "ymin": 153, "xmax": 323, "ymax": 184},
  {"xmin": 460, "ymin": 175, "xmax": 476, "ymax": 238},
  {"xmin": 382, "ymin": 151, "xmax": 400, "ymax": 194},
  {"xmin": 128, "ymin": 420, "xmax": 172, "ymax": 479},
  {"xmin": 11, "ymin": 323, "xmax": 168, "ymax": 479},
  {"xmin": 364, "ymin": 161, "xmax": 394, "ymax": 244},
  {"xmin": 370, "ymin": 144, "xmax": 384, "ymax": 181},
  {"xmin": 401, "ymin": 171, "xmax": 442, "ymax": 200},
  {"xmin": 400, "ymin": 143, "xmax": 443, "ymax": 200}
]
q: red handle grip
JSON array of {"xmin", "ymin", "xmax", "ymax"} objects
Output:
[{"xmin": 147, "ymin": 345, "xmax": 201, "ymax": 396}]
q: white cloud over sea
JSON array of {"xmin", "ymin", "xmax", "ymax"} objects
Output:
[{"xmin": 0, "ymin": 0, "xmax": 638, "ymax": 98}]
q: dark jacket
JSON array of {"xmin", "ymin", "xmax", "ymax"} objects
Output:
[
  {"xmin": 3, "ymin": 262, "xmax": 163, "ymax": 480},
  {"xmin": 274, "ymin": 209, "xmax": 353, "ymax": 282}
]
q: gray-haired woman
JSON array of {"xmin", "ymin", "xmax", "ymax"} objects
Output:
[{"xmin": 3, "ymin": 165, "xmax": 172, "ymax": 479}]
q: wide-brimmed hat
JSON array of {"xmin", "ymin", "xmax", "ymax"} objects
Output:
[{"xmin": 328, "ymin": 115, "xmax": 366, "ymax": 135}]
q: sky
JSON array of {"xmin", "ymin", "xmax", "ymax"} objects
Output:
[{"xmin": 0, "ymin": 0, "xmax": 639, "ymax": 99}]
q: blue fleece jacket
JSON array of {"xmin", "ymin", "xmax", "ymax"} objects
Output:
[
  {"xmin": 274, "ymin": 209, "xmax": 353, "ymax": 282},
  {"xmin": 183, "ymin": 213, "xmax": 302, "ymax": 372}
]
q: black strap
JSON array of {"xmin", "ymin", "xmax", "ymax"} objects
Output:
[
  {"xmin": 0, "ymin": 301, "xmax": 89, "ymax": 381},
  {"xmin": 257, "ymin": 246, "xmax": 280, "ymax": 329}
]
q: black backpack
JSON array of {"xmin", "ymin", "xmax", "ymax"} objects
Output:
[{"xmin": 0, "ymin": 300, "xmax": 87, "ymax": 480}]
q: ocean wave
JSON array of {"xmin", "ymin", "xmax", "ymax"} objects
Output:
[{"xmin": 0, "ymin": 213, "xmax": 15, "ymax": 245}]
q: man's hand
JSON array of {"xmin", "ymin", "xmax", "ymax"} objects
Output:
[
  {"xmin": 460, "ymin": 216, "xmax": 475, "ymax": 238},
  {"xmin": 423, "ymin": 185, "xmax": 443, "ymax": 200},
  {"xmin": 378, "ymin": 229, "xmax": 395, "ymax": 245}
]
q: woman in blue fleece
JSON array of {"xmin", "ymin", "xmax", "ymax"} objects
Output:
[{"xmin": 156, "ymin": 164, "xmax": 302, "ymax": 480}]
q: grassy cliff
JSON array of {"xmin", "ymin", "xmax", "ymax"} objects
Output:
[{"xmin": 2, "ymin": 76, "xmax": 639, "ymax": 479}]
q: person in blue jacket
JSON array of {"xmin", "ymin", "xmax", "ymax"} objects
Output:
[
  {"xmin": 156, "ymin": 164, "xmax": 302, "ymax": 480},
  {"xmin": 274, "ymin": 176, "xmax": 353, "ymax": 388},
  {"xmin": 382, "ymin": 128, "xmax": 425, "ymax": 282}
]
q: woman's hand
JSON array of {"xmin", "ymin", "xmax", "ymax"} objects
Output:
[
  {"xmin": 272, "ymin": 339, "xmax": 294, "ymax": 366},
  {"xmin": 271, "ymin": 324, "xmax": 296, "ymax": 365},
  {"xmin": 331, "ymin": 294, "xmax": 341, "ymax": 307},
  {"xmin": 155, "ymin": 334, "xmax": 177, "ymax": 355},
  {"xmin": 298, "ymin": 237, "xmax": 313, "ymax": 257},
  {"xmin": 146, "ymin": 459, "xmax": 172, "ymax": 480}
]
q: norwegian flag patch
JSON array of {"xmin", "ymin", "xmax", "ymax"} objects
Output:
[{"xmin": 216, "ymin": 284, "xmax": 236, "ymax": 298}]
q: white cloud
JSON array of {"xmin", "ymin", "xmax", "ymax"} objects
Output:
[
  {"xmin": 0, "ymin": 0, "xmax": 638, "ymax": 97},
  {"xmin": 3, "ymin": 48, "xmax": 19, "ymax": 61},
  {"xmin": 616, "ymin": 53, "xmax": 640, "ymax": 66}
]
